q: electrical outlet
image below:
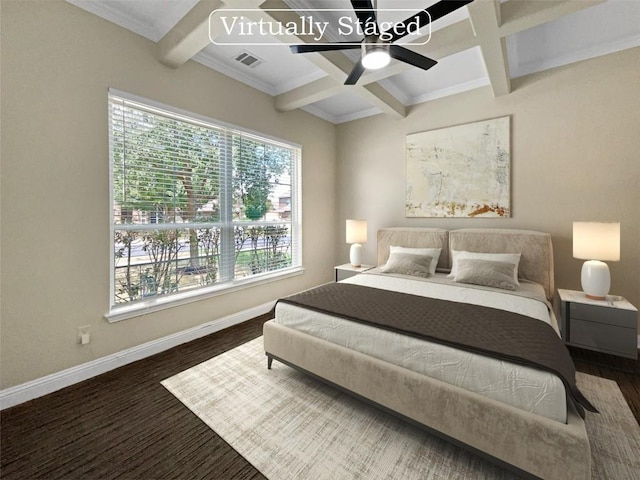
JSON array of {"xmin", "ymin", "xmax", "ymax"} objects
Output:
[{"xmin": 77, "ymin": 325, "xmax": 91, "ymax": 345}]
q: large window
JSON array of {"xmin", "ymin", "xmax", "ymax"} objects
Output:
[{"xmin": 108, "ymin": 90, "xmax": 301, "ymax": 319}]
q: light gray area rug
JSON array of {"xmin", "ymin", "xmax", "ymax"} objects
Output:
[{"xmin": 162, "ymin": 338, "xmax": 640, "ymax": 480}]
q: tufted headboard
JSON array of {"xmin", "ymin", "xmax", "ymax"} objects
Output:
[{"xmin": 377, "ymin": 228, "xmax": 555, "ymax": 301}]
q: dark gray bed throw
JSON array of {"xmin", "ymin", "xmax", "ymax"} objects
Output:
[{"xmin": 278, "ymin": 283, "xmax": 597, "ymax": 419}]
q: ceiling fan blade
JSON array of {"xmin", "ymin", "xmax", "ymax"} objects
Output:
[
  {"xmin": 386, "ymin": 0, "xmax": 474, "ymax": 43},
  {"xmin": 350, "ymin": 0, "xmax": 378, "ymax": 34},
  {"xmin": 389, "ymin": 45, "xmax": 437, "ymax": 71},
  {"xmin": 345, "ymin": 60, "xmax": 366, "ymax": 85},
  {"xmin": 290, "ymin": 43, "xmax": 361, "ymax": 54}
]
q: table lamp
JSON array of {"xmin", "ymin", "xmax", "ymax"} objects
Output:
[
  {"xmin": 346, "ymin": 219, "xmax": 367, "ymax": 267},
  {"xmin": 573, "ymin": 222, "xmax": 620, "ymax": 300}
]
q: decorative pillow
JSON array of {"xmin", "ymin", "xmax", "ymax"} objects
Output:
[
  {"xmin": 389, "ymin": 246, "xmax": 441, "ymax": 274},
  {"xmin": 453, "ymin": 258, "xmax": 518, "ymax": 290},
  {"xmin": 448, "ymin": 250, "xmax": 521, "ymax": 285},
  {"xmin": 381, "ymin": 253, "xmax": 433, "ymax": 278}
]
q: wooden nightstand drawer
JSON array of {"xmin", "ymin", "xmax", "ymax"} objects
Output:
[
  {"xmin": 569, "ymin": 319, "xmax": 637, "ymax": 357},
  {"xmin": 569, "ymin": 303, "xmax": 636, "ymax": 328}
]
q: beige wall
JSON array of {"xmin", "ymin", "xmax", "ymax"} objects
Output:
[
  {"xmin": 0, "ymin": 1, "xmax": 337, "ymax": 388},
  {"xmin": 336, "ymin": 47, "xmax": 640, "ymax": 317}
]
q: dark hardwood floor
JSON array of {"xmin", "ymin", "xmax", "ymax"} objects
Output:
[
  {"xmin": 1, "ymin": 315, "xmax": 638, "ymax": 480},
  {"xmin": 568, "ymin": 345, "xmax": 640, "ymax": 421},
  {"xmin": 1, "ymin": 315, "xmax": 271, "ymax": 480}
]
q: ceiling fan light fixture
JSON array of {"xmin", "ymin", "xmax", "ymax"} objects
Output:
[
  {"xmin": 292, "ymin": 1, "xmax": 469, "ymax": 84},
  {"xmin": 361, "ymin": 36, "xmax": 390, "ymax": 70}
]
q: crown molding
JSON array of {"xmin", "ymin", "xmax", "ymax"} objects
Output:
[
  {"xmin": 66, "ymin": 0, "xmax": 159, "ymax": 41},
  {"xmin": 409, "ymin": 77, "xmax": 490, "ymax": 105},
  {"xmin": 333, "ymin": 106, "xmax": 382, "ymax": 124},
  {"xmin": 66, "ymin": 0, "xmax": 199, "ymax": 42},
  {"xmin": 510, "ymin": 35, "xmax": 640, "ymax": 79}
]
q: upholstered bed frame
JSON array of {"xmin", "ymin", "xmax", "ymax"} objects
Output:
[{"xmin": 263, "ymin": 228, "xmax": 590, "ymax": 480}]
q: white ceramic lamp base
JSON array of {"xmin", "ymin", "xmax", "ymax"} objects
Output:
[
  {"xmin": 581, "ymin": 260, "xmax": 611, "ymax": 300},
  {"xmin": 350, "ymin": 243, "xmax": 363, "ymax": 267}
]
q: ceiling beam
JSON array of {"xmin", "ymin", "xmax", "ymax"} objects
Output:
[
  {"xmin": 467, "ymin": 0, "xmax": 511, "ymax": 97},
  {"xmin": 157, "ymin": 0, "xmax": 225, "ymax": 68},
  {"xmin": 360, "ymin": 82, "xmax": 407, "ymax": 120},
  {"xmin": 276, "ymin": 77, "xmax": 344, "ymax": 111}
]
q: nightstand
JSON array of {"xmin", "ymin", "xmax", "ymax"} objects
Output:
[
  {"xmin": 335, "ymin": 263, "xmax": 374, "ymax": 282},
  {"xmin": 558, "ymin": 289, "xmax": 638, "ymax": 360}
]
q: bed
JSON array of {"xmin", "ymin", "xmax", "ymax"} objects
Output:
[{"xmin": 263, "ymin": 228, "xmax": 592, "ymax": 479}]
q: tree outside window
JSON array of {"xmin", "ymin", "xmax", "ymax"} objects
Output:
[{"xmin": 109, "ymin": 92, "xmax": 300, "ymax": 310}]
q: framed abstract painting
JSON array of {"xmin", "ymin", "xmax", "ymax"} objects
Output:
[{"xmin": 406, "ymin": 116, "xmax": 511, "ymax": 218}]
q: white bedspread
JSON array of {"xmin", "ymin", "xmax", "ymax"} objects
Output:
[{"xmin": 275, "ymin": 272, "xmax": 568, "ymax": 423}]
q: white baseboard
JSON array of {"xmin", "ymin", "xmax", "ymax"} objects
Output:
[{"xmin": 0, "ymin": 301, "xmax": 275, "ymax": 411}]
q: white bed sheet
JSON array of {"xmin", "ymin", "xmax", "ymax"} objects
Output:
[{"xmin": 275, "ymin": 272, "xmax": 568, "ymax": 423}]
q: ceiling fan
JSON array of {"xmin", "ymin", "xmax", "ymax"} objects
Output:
[{"xmin": 290, "ymin": 0, "xmax": 474, "ymax": 85}]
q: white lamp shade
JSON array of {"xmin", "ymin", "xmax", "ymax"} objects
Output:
[
  {"xmin": 573, "ymin": 222, "xmax": 620, "ymax": 261},
  {"xmin": 346, "ymin": 219, "xmax": 367, "ymax": 244}
]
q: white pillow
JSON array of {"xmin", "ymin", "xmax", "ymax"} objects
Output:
[
  {"xmin": 453, "ymin": 258, "xmax": 518, "ymax": 291},
  {"xmin": 380, "ymin": 253, "xmax": 432, "ymax": 278},
  {"xmin": 448, "ymin": 250, "xmax": 521, "ymax": 285},
  {"xmin": 389, "ymin": 246, "xmax": 441, "ymax": 274}
]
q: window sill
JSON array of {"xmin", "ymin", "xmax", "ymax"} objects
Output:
[{"xmin": 105, "ymin": 267, "xmax": 305, "ymax": 323}]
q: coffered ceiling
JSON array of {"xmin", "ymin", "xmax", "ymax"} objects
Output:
[{"xmin": 66, "ymin": 0, "xmax": 640, "ymax": 123}]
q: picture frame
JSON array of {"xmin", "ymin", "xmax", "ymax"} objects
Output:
[{"xmin": 406, "ymin": 116, "xmax": 511, "ymax": 218}]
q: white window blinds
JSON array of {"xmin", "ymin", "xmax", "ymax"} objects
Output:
[{"xmin": 109, "ymin": 90, "xmax": 301, "ymax": 313}]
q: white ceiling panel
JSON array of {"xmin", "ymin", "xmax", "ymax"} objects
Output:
[
  {"xmin": 195, "ymin": 41, "xmax": 327, "ymax": 96},
  {"xmin": 383, "ymin": 47, "xmax": 488, "ymax": 104},
  {"xmin": 506, "ymin": 0, "xmax": 640, "ymax": 78}
]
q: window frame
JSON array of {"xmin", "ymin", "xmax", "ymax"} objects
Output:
[{"xmin": 106, "ymin": 89, "xmax": 303, "ymax": 322}]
